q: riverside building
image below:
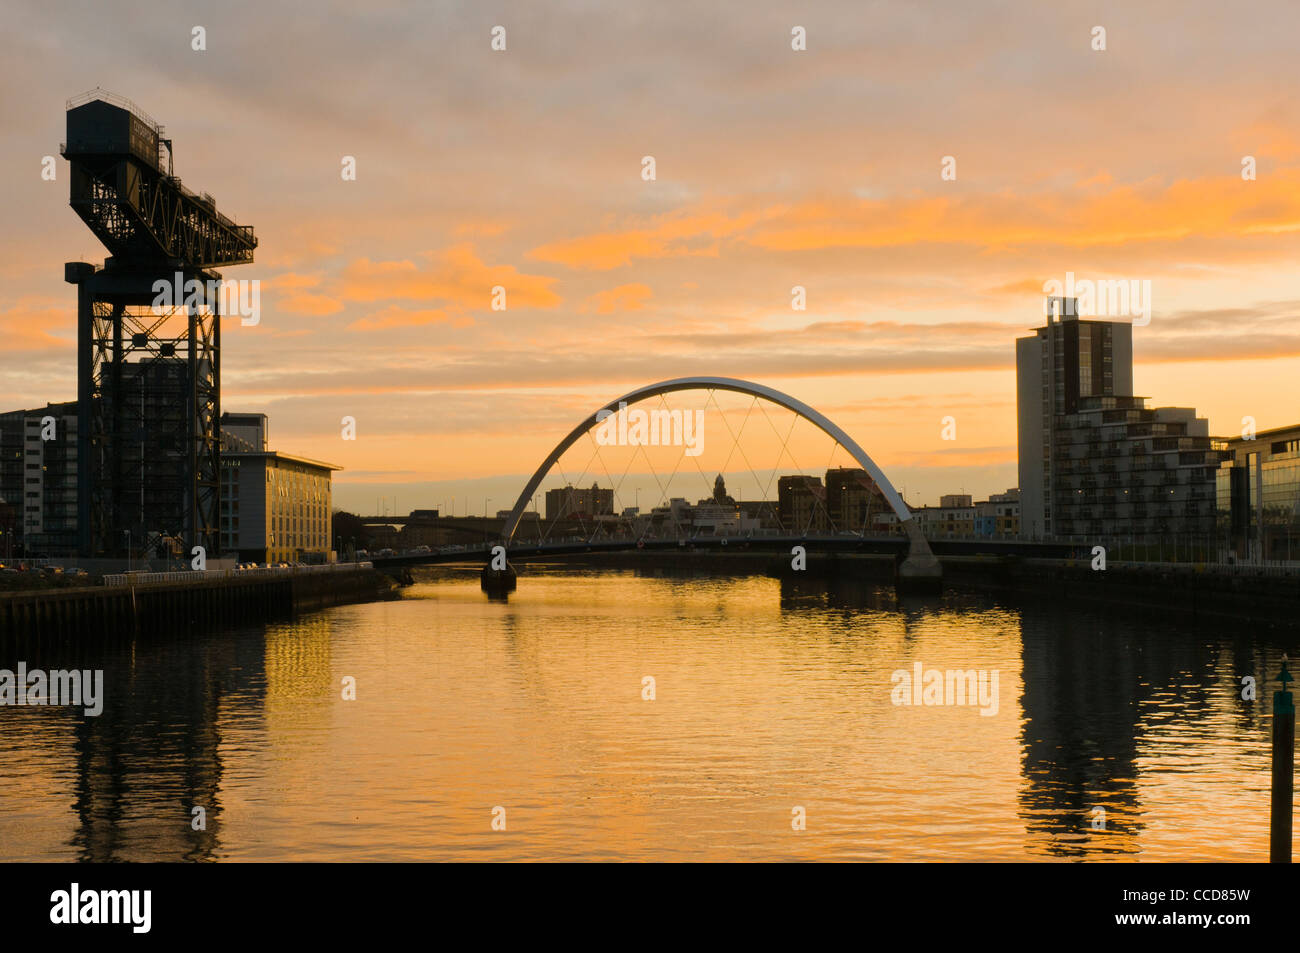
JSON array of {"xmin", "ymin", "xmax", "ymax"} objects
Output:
[{"xmin": 1016, "ymin": 298, "xmax": 1221, "ymax": 540}]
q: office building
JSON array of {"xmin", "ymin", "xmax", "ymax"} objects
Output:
[
  {"xmin": 825, "ymin": 467, "xmax": 893, "ymax": 532},
  {"xmin": 1216, "ymin": 423, "xmax": 1300, "ymax": 560},
  {"xmin": 975, "ymin": 489, "xmax": 1020, "ymax": 537},
  {"xmin": 1051, "ymin": 396, "xmax": 1223, "ymax": 539},
  {"xmin": 544, "ymin": 483, "xmax": 614, "ymax": 521},
  {"xmin": 0, "ymin": 402, "xmax": 79, "ymax": 556},
  {"xmin": 1017, "ymin": 297, "xmax": 1132, "ymax": 537},
  {"xmin": 219, "ymin": 413, "xmax": 341, "ymax": 563},
  {"xmin": 777, "ymin": 475, "xmax": 828, "ymax": 533},
  {"xmin": 915, "ymin": 494, "xmax": 976, "ymax": 537},
  {"xmin": 1017, "ymin": 297, "xmax": 1221, "ymax": 539}
]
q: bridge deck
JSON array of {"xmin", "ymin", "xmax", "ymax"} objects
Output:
[{"xmin": 370, "ymin": 535, "xmax": 1083, "ymax": 567}]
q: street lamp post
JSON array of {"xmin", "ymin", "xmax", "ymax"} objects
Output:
[
  {"xmin": 124, "ymin": 529, "xmax": 131, "ymax": 572},
  {"xmin": 484, "ymin": 498, "xmax": 491, "ymax": 519}
]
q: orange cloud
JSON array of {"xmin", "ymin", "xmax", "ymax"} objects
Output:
[
  {"xmin": 0, "ymin": 302, "xmax": 73, "ymax": 352},
  {"xmin": 340, "ymin": 243, "xmax": 560, "ymax": 309},
  {"xmin": 584, "ymin": 283, "xmax": 653, "ymax": 314},
  {"xmin": 347, "ymin": 305, "xmax": 474, "ymax": 331},
  {"xmin": 454, "ymin": 220, "xmax": 513, "ymax": 239},
  {"xmin": 524, "ymin": 169, "xmax": 1300, "ymax": 268},
  {"xmin": 892, "ymin": 446, "xmax": 1018, "ymax": 468},
  {"xmin": 529, "ymin": 209, "xmax": 761, "ymax": 270},
  {"xmin": 266, "ymin": 272, "xmax": 344, "ymax": 316}
]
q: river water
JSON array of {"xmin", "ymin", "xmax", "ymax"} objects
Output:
[{"xmin": 0, "ymin": 567, "xmax": 1289, "ymax": 861}]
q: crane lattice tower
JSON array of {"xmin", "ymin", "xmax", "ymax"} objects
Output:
[{"xmin": 61, "ymin": 89, "xmax": 256, "ymax": 558}]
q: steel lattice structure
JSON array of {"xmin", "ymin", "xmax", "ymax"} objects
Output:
[{"xmin": 61, "ymin": 90, "xmax": 255, "ymax": 558}]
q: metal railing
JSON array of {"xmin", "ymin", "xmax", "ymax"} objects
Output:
[
  {"xmin": 66, "ymin": 87, "xmax": 163, "ymax": 133},
  {"xmin": 103, "ymin": 562, "xmax": 373, "ymax": 587}
]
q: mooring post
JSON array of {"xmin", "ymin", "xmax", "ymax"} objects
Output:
[{"xmin": 1271, "ymin": 655, "xmax": 1294, "ymax": 863}]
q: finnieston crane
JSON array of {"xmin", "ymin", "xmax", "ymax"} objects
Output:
[{"xmin": 61, "ymin": 89, "xmax": 257, "ymax": 559}]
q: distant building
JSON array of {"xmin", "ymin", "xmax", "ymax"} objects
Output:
[
  {"xmin": 686, "ymin": 476, "xmax": 759, "ymax": 536},
  {"xmin": 1216, "ymin": 424, "xmax": 1300, "ymax": 560},
  {"xmin": 912, "ymin": 490, "xmax": 1020, "ymax": 538},
  {"xmin": 219, "ymin": 413, "xmax": 340, "ymax": 563},
  {"xmin": 3, "ymin": 362, "xmax": 222, "ymax": 559},
  {"xmin": 0, "ymin": 404, "xmax": 338, "ymax": 563},
  {"xmin": 825, "ymin": 468, "xmax": 893, "ymax": 532},
  {"xmin": 221, "ymin": 412, "xmax": 270, "ymax": 451},
  {"xmin": 96, "ymin": 359, "xmax": 206, "ymax": 557},
  {"xmin": 915, "ymin": 494, "xmax": 976, "ymax": 538},
  {"xmin": 975, "ymin": 489, "xmax": 1020, "ymax": 537},
  {"xmin": 777, "ymin": 475, "xmax": 827, "ymax": 533},
  {"xmin": 0, "ymin": 402, "xmax": 79, "ymax": 556},
  {"xmin": 545, "ymin": 483, "xmax": 614, "ymax": 521}
]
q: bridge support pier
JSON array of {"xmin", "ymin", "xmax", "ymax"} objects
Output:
[
  {"xmin": 896, "ymin": 521, "xmax": 943, "ymax": 594},
  {"xmin": 480, "ymin": 560, "xmax": 517, "ymax": 596}
]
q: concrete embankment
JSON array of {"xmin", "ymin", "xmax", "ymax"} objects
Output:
[
  {"xmin": 941, "ymin": 556, "xmax": 1300, "ymax": 628},
  {"xmin": 0, "ymin": 568, "xmax": 397, "ymax": 638}
]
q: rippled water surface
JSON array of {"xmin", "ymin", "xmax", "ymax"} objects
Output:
[{"xmin": 0, "ymin": 568, "xmax": 1290, "ymax": 861}]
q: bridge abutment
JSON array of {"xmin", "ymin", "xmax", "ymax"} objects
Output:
[{"xmin": 896, "ymin": 521, "xmax": 943, "ymax": 594}]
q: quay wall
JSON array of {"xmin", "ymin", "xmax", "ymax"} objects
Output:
[
  {"xmin": 0, "ymin": 568, "xmax": 395, "ymax": 639},
  {"xmin": 494, "ymin": 550, "xmax": 1300, "ymax": 626}
]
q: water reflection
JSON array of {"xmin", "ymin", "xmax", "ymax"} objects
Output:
[
  {"xmin": 0, "ymin": 570, "xmax": 1291, "ymax": 861},
  {"xmin": 1016, "ymin": 598, "xmax": 1284, "ymax": 859}
]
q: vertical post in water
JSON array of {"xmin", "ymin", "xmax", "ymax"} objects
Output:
[{"xmin": 1271, "ymin": 655, "xmax": 1294, "ymax": 863}]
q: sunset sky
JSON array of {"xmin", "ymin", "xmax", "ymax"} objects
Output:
[{"xmin": 4, "ymin": 0, "xmax": 1300, "ymax": 516}]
